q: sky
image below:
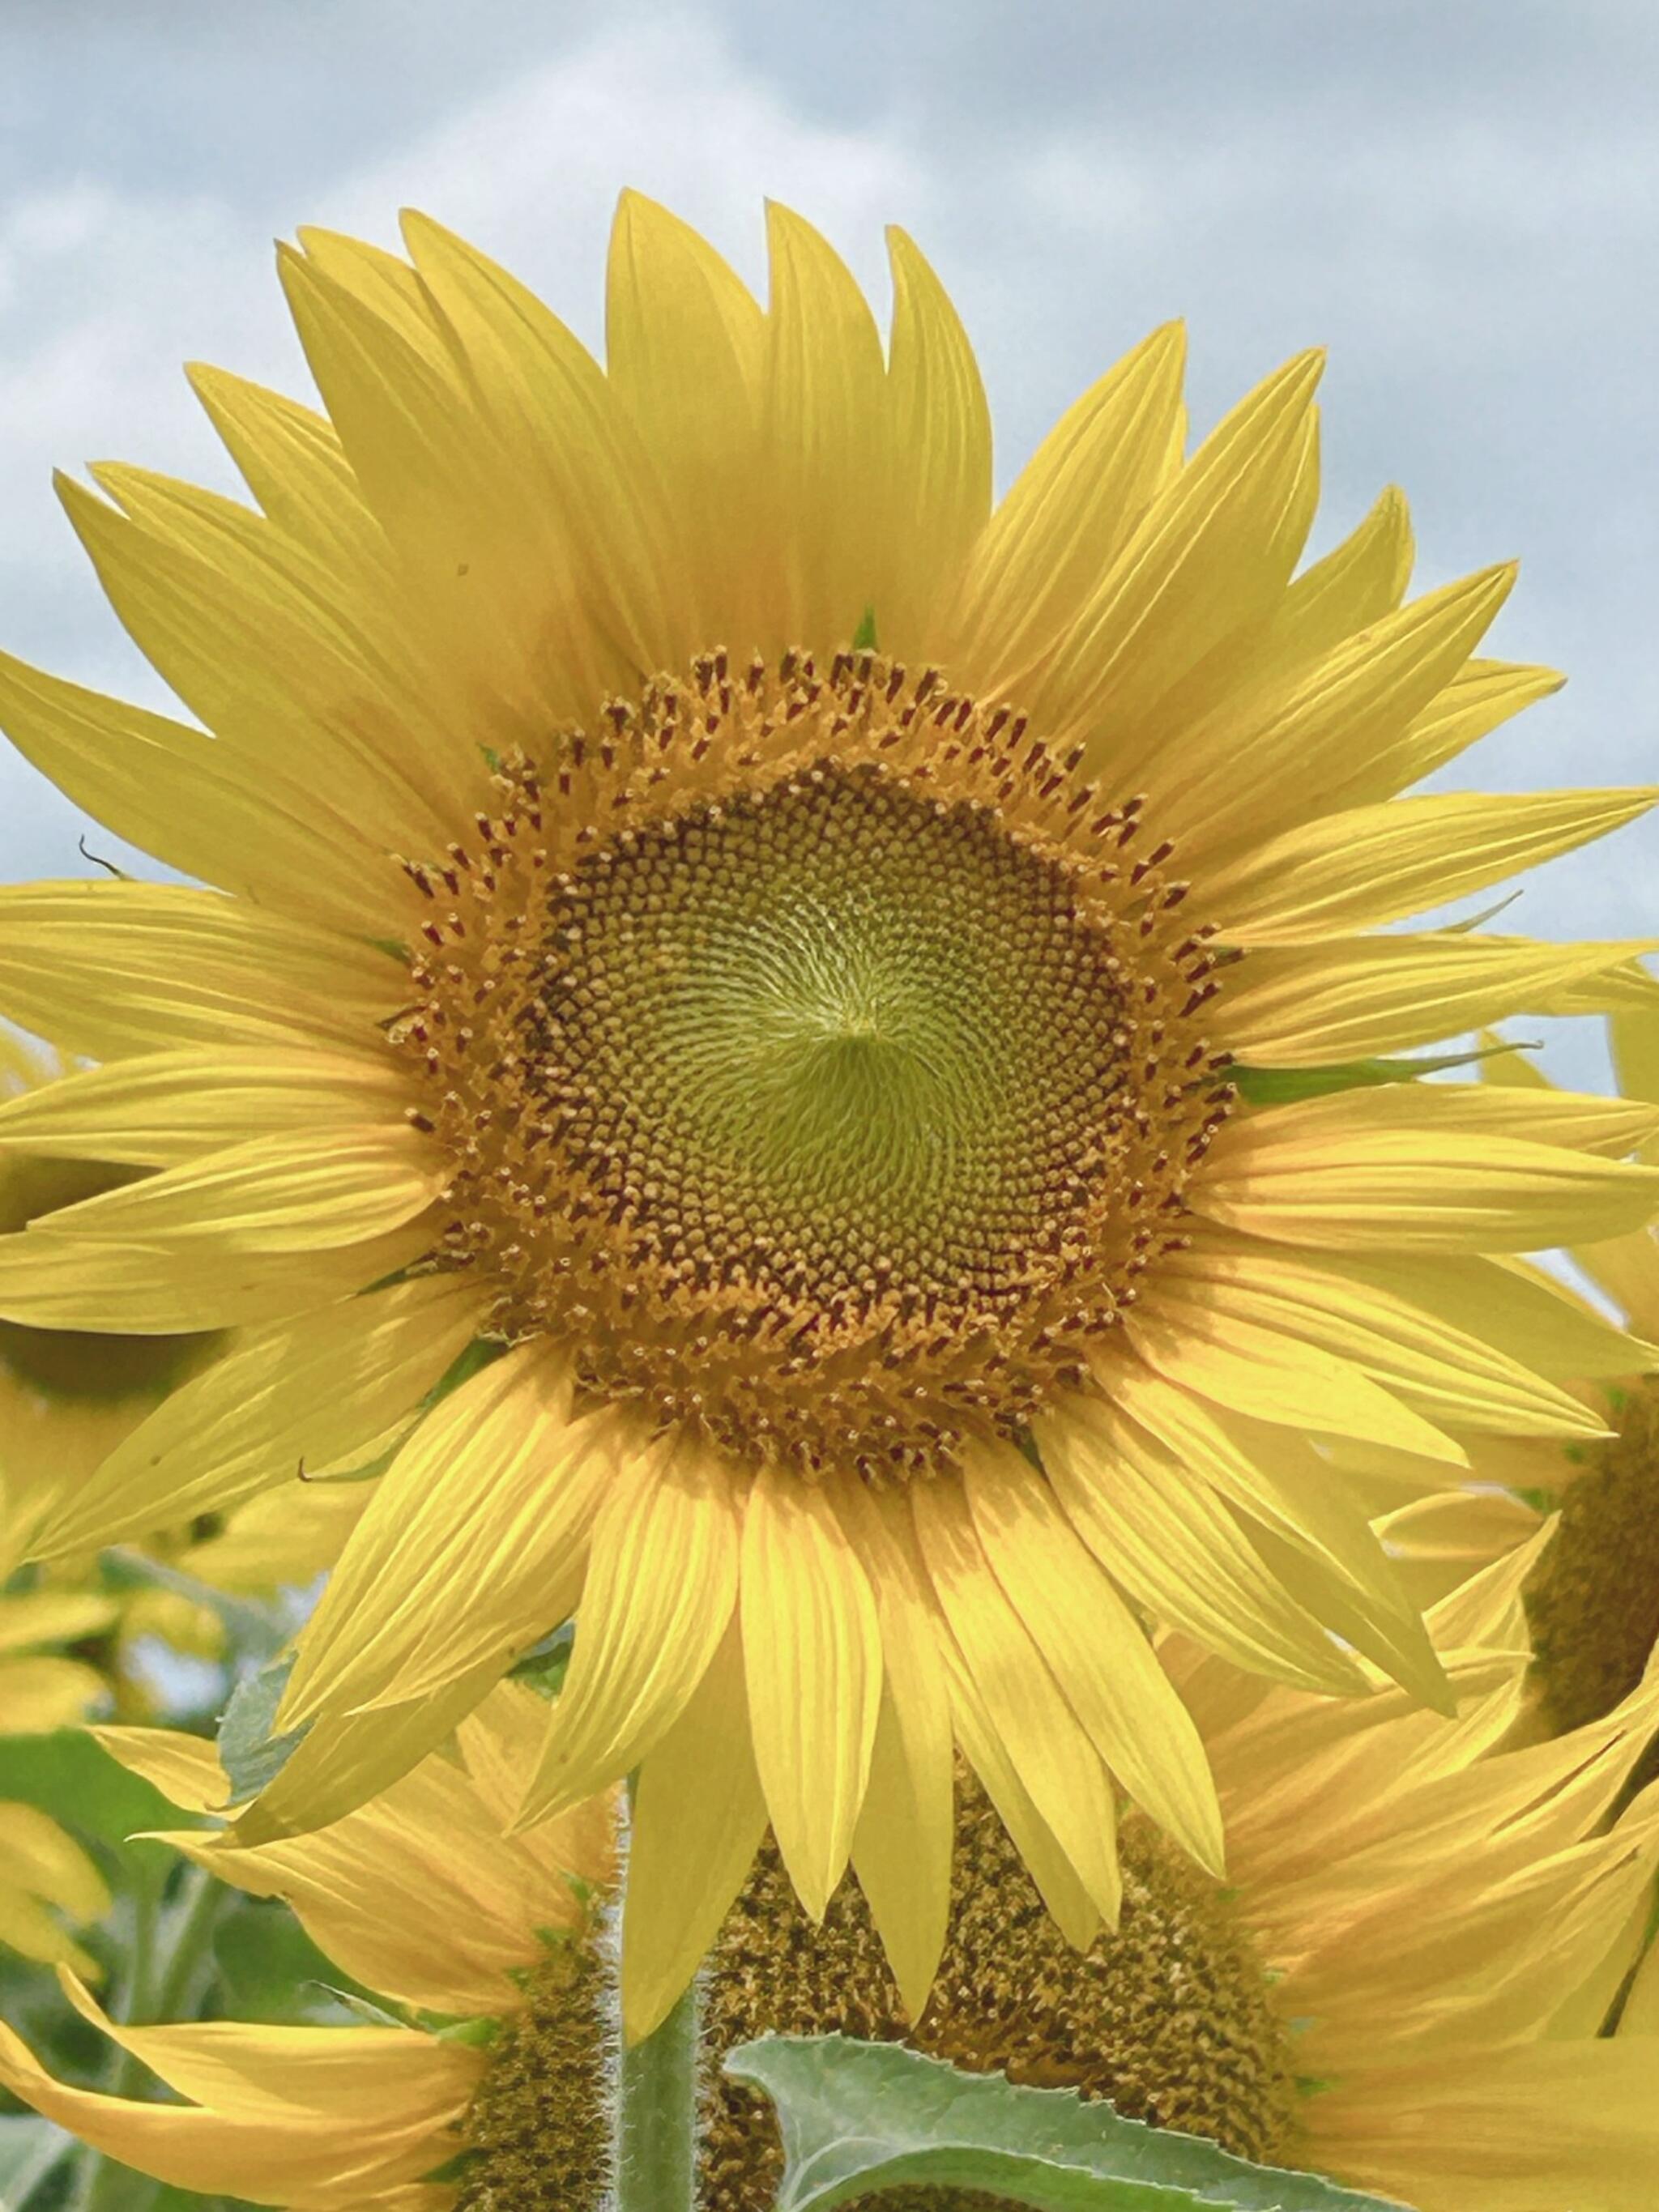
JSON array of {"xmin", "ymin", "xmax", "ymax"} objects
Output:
[{"xmin": 0, "ymin": 0, "xmax": 1654, "ymax": 1081}]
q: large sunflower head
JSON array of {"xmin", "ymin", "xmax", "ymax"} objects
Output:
[
  {"xmin": 2, "ymin": 194, "xmax": 1657, "ymax": 2027},
  {"xmin": 2, "ymin": 1564, "xmax": 1656, "ymax": 2212}
]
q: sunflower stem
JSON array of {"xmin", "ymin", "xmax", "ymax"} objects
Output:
[{"xmin": 613, "ymin": 1973, "xmax": 701, "ymax": 2212}]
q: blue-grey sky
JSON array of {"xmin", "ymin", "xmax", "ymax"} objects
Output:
[{"xmin": 1, "ymin": 0, "xmax": 1654, "ymax": 1086}]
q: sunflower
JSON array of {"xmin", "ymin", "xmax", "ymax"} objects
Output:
[
  {"xmin": 2, "ymin": 1548, "xmax": 1655, "ymax": 2212},
  {"xmin": 1, "ymin": 1029, "xmax": 369, "ymax": 1692},
  {"xmin": 0, "ymin": 1797, "xmax": 107, "ymax": 1977},
  {"xmin": 2, "ymin": 192, "xmax": 1657, "ymax": 2031}
]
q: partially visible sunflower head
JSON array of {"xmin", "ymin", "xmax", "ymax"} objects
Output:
[
  {"xmin": 2, "ymin": 194, "xmax": 1659, "ymax": 2028},
  {"xmin": 2, "ymin": 1550, "xmax": 1658, "ymax": 2212}
]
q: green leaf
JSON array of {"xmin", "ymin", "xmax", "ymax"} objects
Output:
[
  {"xmin": 0, "ymin": 2116, "xmax": 69, "ymax": 2212},
  {"xmin": 723, "ymin": 2037, "xmax": 1414, "ymax": 2212},
  {"xmin": 1232, "ymin": 1040, "xmax": 1531, "ymax": 1107},
  {"xmin": 215, "ymin": 1654, "xmax": 306, "ymax": 1807},
  {"xmin": 0, "ymin": 1732, "xmax": 177, "ymax": 1851}
]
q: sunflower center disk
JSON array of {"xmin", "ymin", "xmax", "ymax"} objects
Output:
[
  {"xmin": 1525, "ymin": 1379, "xmax": 1659, "ymax": 1741},
  {"xmin": 527, "ymin": 768, "xmax": 1120, "ymax": 1314},
  {"xmin": 399, "ymin": 650, "xmax": 1234, "ymax": 1475}
]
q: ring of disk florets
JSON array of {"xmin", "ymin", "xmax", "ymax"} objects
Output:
[{"xmin": 393, "ymin": 648, "xmax": 1235, "ymax": 1479}]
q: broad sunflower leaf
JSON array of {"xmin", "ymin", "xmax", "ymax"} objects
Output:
[{"xmin": 724, "ymin": 2036, "xmax": 1414, "ymax": 2211}]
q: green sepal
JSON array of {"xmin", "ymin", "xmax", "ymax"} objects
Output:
[
  {"xmin": 851, "ymin": 606, "xmax": 879, "ymax": 651},
  {"xmin": 723, "ymin": 2035, "xmax": 1416, "ymax": 2210},
  {"xmin": 1232, "ymin": 1039, "xmax": 1534, "ymax": 1107},
  {"xmin": 215, "ymin": 1652, "xmax": 306, "ymax": 1807}
]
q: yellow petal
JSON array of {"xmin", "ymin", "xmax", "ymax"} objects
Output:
[
  {"xmin": 517, "ymin": 1429, "xmax": 741, "ymax": 1825},
  {"xmin": 0, "ymin": 1213, "xmax": 436, "ymax": 1336},
  {"xmin": 0, "ymin": 650, "xmax": 393, "ymax": 940},
  {"xmin": 231, "ymin": 1658, "xmax": 506, "ymax": 1846},
  {"xmin": 1162, "ymin": 1243, "xmax": 1609, "ymax": 1438},
  {"xmin": 933, "ymin": 1633, "xmax": 1103, "ymax": 1953},
  {"xmin": 740, "ymin": 1459, "xmax": 882, "ymax": 1920},
  {"xmin": 1213, "ymin": 787, "xmax": 1656, "ymax": 946},
  {"xmin": 1194, "ymin": 1094, "xmax": 1659, "ymax": 1251},
  {"xmin": 28, "ymin": 1274, "xmax": 483, "ymax": 1561},
  {"xmin": 1049, "ymin": 349, "xmax": 1324, "ymax": 771},
  {"xmin": 1224, "ymin": 930, "xmax": 1659, "ymax": 1066},
  {"xmin": 622, "ymin": 1617, "xmax": 767, "ymax": 2045},
  {"xmin": 34, "ymin": 1124, "xmax": 446, "ymax": 1255},
  {"xmin": 0, "ymin": 1044, "xmax": 411, "ymax": 1169},
  {"xmin": 1157, "ymin": 564, "xmax": 1512, "ymax": 863},
  {"xmin": 763, "ymin": 202, "xmax": 892, "ymax": 653},
  {"xmin": 836, "ymin": 1481, "xmax": 956, "ymax": 2018},
  {"xmin": 1038, "ymin": 1397, "xmax": 1367, "ymax": 1694},
  {"xmin": 0, "ymin": 880, "xmax": 399, "ymax": 1063},
  {"xmin": 1335, "ymin": 654, "xmax": 1567, "ymax": 807},
  {"xmin": 911, "ymin": 1475, "xmax": 1121, "ymax": 1923},
  {"xmin": 0, "ymin": 1973, "xmax": 479, "ymax": 2206},
  {"xmin": 1126, "ymin": 1293, "xmax": 1466, "ymax": 1464},
  {"xmin": 171, "ymin": 1755, "xmax": 557, "ymax": 2014},
  {"xmin": 882, "ymin": 227, "xmax": 992, "ymax": 655},
  {"xmin": 280, "ymin": 1343, "xmax": 608, "ymax": 1727},
  {"xmin": 951, "ymin": 322, "xmax": 1184, "ymax": 695},
  {"xmin": 1098, "ymin": 1352, "xmax": 1448, "ymax": 1707},
  {"xmin": 963, "ymin": 1439, "xmax": 1224, "ymax": 1874},
  {"xmin": 401, "ymin": 208, "xmax": 684, "ymax": 681},
  {"xmin": 0, "ymin": 1589, "xmax": 117, "ymax": 1652},
  {"xmin": 92, "ymin": 1726, "xmax": 227, "ymax": 1813},
  {"xmin": 606, "ymin": 189, "xmax": 767, "ymax": 649},
  {"xmin": 0, "ymin": 1803, "xmax": 109, "ymax": 1925}
]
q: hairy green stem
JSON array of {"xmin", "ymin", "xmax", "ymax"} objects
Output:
[{"xmin": 613, "ymin": 1974, "xmax": 701, "ymax": 2212}]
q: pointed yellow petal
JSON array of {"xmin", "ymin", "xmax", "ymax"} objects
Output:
[
  {"xmin": 1127, "ymin": 1291, "xmax": 1466, "ymax": 1464},
  {"xmin": 740, "ymin": 1460, "xmax": 882, "ymax": 1920},
  {"xmin": 763, "ymin": 202, "xmax": 891, "ymax": 651},
  {"xmin": 173, "ymin": 1756, "xmax": 557, "ymax": 2014},
  {"xmin": 280, "ymin": 1343, "xmax": 608, "ymax": 1726},
  {"xmin": 607, "ymin": 190, "xmax": 767, "ymax": 649},
  {"xmin": 1038, "ymin": 1398, "xmax": 1367, "ymax": 1694},
  {"xmin": 1195, "ymin": 1093, "xmax": 1659, "ymax": 1251},
  {"xmin": 1225, "ymin": 931, "xmax": 1659, "ymax": 1067},
  {"xmin": 1214, "ymin": 787, "xmax": 1657, "ymax": 946},
  {"xmin": 28, "ymin": 1275, "xmax": 483, "ymax": 1560},
  {"xmin": 0, "ymin": 1045, "xmax": 411, "ymax": 1169},
  {"xmin": 1098, "ymin": 1352, "xmax": 1449, "ymax": 1707},
  {"xmin": 951, "ymin": 322, "xmax": 1184, "ymax": 694},
  {"xmin": 1163, "ymin": 1243, "xmax": 1610, "ymax": 1438},
  {"xmin": 0, "ymin": 650, "xmax": 393, "ymax": 940},
  {"xmin": 1049, "ymin": 349, "xmax": 1324, "ymax": 770},
  {"xmin": 963, "ymin": 1439, "xmax": 1224, "ymax": 1874},
  {"xmin": 836, "ymin": 1481, "xmax": 955, "ymax": 2018},
  {"xmin": 933, "ymin": 1633, "xmax": 1103, "ymax": 1952},
  {"xmin": 0, "ymin": 881, "xmax": 398, "ymax": 1063},
  {"xmin": 622, "ymin": 1617, "xmax": 768, "ymax": 2045},
  {"xmin": 1257, "ymin": 483, "xmax": 1414, "ymax": 671},
  {"xmin": 92, "ymin": 1727, "xmax": 226, "ymax": 1813},
  {"xmin": 882, "ymin": 227, "xmax": 992, "ymax": 655},
  {"xmin": 232, "ymin": 1657, "xmax": 507, "ymax": 1846},
  {"xmin": 911, "ymin": 1475, "xmax": 1121, "ymax": 1923},
  {"xmin": 1336, "ymin": 654, "xmax": 1566, "ymax": 807},
  {"xmin": 402, "ymin": 208, "xmax": 684, "ymax": 680},
  {"xmin": 518, "ymin": 1430, "xmax": 741, "ymax": 1825},
  {"xmin": 0, "ymin": 1212, "xmax": 436, "ymax": 1336},
  {"xmin": 1157, "ymin": 563, "xmax": 1513, "ymax": 861},
  {"xmin": 33, "ymin": 1124, "xmax": 446, "ymax": 1255}
]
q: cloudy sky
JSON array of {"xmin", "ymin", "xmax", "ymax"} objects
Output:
[{"xmin": 1, "ymin": 1, "xmax": 1654, "ymax": 1079}]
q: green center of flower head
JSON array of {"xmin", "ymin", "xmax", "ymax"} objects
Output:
[
  {"xmin": 523, "ymin": 765, "xmax": 1127, "ymax": 1313},
  {"xmin": 1525, "ymin": 1379, "xmax": 1659, "ymax": 1746},
  {"xmin": 0, "ymin": 1156, "xmax": 208, "ymax": 1403},
  {"xmin": 400, "ymin": 651, "xmax": 1235, "ymax": 1478},
  {"xmin": 454, "ymin": 1780, "xmax": 1299, "ymax": 2212}
]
